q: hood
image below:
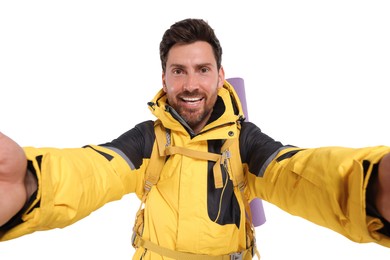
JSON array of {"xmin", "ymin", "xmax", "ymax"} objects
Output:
[{"xmin": 147, "ymin": 80, "xmax": 245, "ymax": 139}]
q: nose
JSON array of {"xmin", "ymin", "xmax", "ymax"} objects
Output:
[{"xmin": 183, "ymin": 73, "xmax": 199, "ymax": 92}]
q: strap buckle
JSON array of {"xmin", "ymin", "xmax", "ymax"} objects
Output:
[
  {"xmin": 131, "ymin": 232, "xmax": 139, "ymax": 248},
  {"xmin": 230, "ymin": 252, "xmax": 243, "ymax": 260}
]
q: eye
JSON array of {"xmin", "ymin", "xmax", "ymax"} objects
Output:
[
  {"xmin": 200, "ymin": 67, "xmax": 210, "ymax": 73},
  {"xmin": 172, "ymin": 68, "xmax": 183, "ymax": 75}
]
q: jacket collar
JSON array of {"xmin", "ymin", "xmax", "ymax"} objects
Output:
[{"xmin": 148, "ymin": 80, "xmax": 245, "ymax": 140}]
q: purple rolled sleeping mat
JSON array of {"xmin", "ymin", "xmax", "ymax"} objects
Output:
[{"xmin": 227, "ymin": 77, "xmax": 266, "ymax": 227}]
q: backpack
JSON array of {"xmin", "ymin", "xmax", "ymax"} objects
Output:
[{"xmin": 131, "ymin": 119, "xmax": 260, "ymax": 259}]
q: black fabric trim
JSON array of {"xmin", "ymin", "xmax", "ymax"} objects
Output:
[
  {"xmin": 83, "ymin": 145, "xmax": 114, "ymax": 161},
  {"xmin": 36, "ymin": 155, "xmax": 42, "ymax": 170},
  {"xmin": 207, "ymin": 96, "xmax": 225, "ymax": 124},
  {"xmin": 362, "ymin": 160, "xmax": 370, "ymax": 178},
  {"xmin": 276, "ymin": 149, "xmax": 304, "ymax": 162}
]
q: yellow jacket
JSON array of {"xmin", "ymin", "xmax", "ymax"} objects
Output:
[{"xmin": 1, "ymin": 81, "xmax": 389, "ymax": 259}]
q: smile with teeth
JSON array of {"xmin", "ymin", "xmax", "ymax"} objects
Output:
[
  {"xmin": 181, "ymin": 97, "xmax": 203, "ymax": 103},
  {"xmin": 177, "ymin": 92, "xmax": 206, "ymax": 109}
]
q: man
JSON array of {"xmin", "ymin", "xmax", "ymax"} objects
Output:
[{"xmin": 0, "ymin": 18, "xmax": 389, "ymax": 259}]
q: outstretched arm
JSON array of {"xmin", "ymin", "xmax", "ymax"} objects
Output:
[
  {"xmin": 375, "ymin": 153, "xmax": 390, "ymax": 222},
  {"xmin": 0, "ymin": 132, "xmax": 37, "ymax": 226}
]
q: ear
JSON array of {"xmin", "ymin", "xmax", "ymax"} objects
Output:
[
  {"xmin": 217, "ymin": 66, "xmax": 225, "ymax": 89},
  {"xmin": 162, "ymin": 72, "xmax": 167, "ymax": 92}
]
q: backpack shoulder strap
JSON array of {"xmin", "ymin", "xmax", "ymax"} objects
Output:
[
  {"xmin": 227, "ymin": 124, "xmax": 260, "ymax": 259},
  {"xmin": 142, "ymin": 119, "xmax": 167, "ymax": 202},
  {"xmin": 132, "ymin": 119, "xmax": 167, "ymax": 247}
]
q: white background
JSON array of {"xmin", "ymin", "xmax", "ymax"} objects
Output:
[{"xmin": 1, "ymin": 0, "xmax": 389, "ymax": 259}]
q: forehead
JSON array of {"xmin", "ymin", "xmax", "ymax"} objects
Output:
[{"xmin": 167, "ymin": 41, "xmax": 216, "ymax": 66}]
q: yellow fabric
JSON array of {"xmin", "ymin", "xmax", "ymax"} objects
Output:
[
  {"xmin": 0, "ymin": 145, "xmax": 139, "ymax": 241},
  {"xmin": 248, "ymin": 145, "xmax": 390, "ymax": 247}
]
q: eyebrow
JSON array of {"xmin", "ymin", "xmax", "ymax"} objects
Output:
[
  {"xmin": 168, "ymin": 62, "xmax": 215, "ymax": 69},
  {"xmin": 169, "ymin": 63, "xmax": 186, "ymax": 69}
]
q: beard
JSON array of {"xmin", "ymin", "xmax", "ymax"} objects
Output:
[
  {"xmin": 177, "ymin": 105, "xmax": 209, "ymax": 128},
  {"xmin": 168, "ymin": 89, "xmax": 218, "ymax": 130}
]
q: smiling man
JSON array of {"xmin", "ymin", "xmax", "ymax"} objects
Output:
[{"xmin": 0, "ymin": 18, "xmax": 390, "ymax": 260}]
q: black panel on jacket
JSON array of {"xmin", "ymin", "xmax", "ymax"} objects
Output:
[
  {"xmin": 239, "ymin": 122, "xmax": 284, "ymax": 177},
  {"xmin": 100, "ymin": 120, "xmax": 155, "ymax": 169},
  {"xmin": 207, "ymin": 139, "xmax": 241, "ymax": 228}
]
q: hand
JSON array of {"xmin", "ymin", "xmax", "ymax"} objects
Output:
[
  {"xmin": 0, "ymin": 132, "xmax": 28, "ymax": 226},
  {"xmin": 377, "ymin": 153, "xmax": 390, "ymax": 222}
]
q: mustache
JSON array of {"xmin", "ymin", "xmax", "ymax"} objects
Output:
[{"xmin": 178, "ymin": 90, "xmax": 203, "ymax": 97}]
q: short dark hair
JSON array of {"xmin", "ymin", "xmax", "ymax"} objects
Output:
[{"xmin": 159, "ymin": 18, "xmax": 223, "ymax": 72}]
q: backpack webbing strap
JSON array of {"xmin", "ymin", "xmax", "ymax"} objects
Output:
[
  {"xmin": 134, "ymin": 235, "xmax": 254, "ymax": 260},
  {"xmin": 166, "ymin": 146, "xmax": 220, "ymax": 161}
]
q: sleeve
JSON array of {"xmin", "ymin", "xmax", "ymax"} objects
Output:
[
  {"xmin": 247, "ymin": 143, "xmax": 390, "ymax": 247},
  {"xmin": 0, "ymin": 121, "xmax": 155, "ymax": 242}
]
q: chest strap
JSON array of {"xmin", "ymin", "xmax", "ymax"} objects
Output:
[{"xmin": 165, "ymin": 145, "xmax": 224, "ymax": 189}]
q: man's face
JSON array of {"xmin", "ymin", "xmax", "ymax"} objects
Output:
[{"xmin": 162, "ymin": 41, "xmax": 225, "ymax": 133}]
